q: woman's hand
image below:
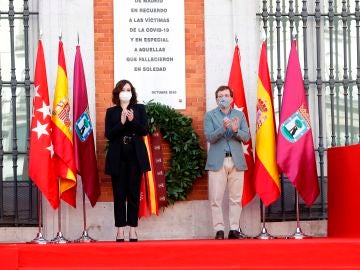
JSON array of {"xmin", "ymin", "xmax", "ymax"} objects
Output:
[
  {"xmin": 127, "ymin": 109, "xmax": 134, "ymax": 122},
  {"xmin": 121, "ymin": 109, "xmax": 127, "ymax": 124}
]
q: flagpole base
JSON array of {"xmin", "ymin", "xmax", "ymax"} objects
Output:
[
  {"xmin": 50, "ymin": 231, "xmax": 70, "ymax": 244},
  {"xmin": 28, "ymin": 232, "xmax": 48, "ymax": 244},
  {"xmin": 238, "ymin": 228, "xmax": 252, "ymax": 239},
  {"xmin": 73, "ymin": 230, "xmax": 97, "ymax": 243},
  {"xmin": 286, "ymin": 226, "xmax": 312, "ymax": 239},
  {"xmin": 255, "ymin": 227, "xmax": 276, "ymax": 240}
]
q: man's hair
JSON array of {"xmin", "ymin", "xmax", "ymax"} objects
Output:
[{"xmin": 215, "ymin": 85, "xmax": 234, "ymax": 99}]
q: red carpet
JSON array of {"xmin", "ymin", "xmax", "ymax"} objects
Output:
[{"xmin": 1, "ymin": 238, "xmax": 360, "ymax": 269}]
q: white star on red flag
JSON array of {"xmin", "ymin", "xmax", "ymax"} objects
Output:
[
  {"xmin": 34, "ymin": 85, "xmax": 41, "ymax": 98},
  {"xmin": 32, "ymin": 120, "xmax": 49, "ymax": 139},
  {"xmin": 46, "ymin": 143, "xmax": 54, "ymax": 157},
  {"xmin": 36, "ymin": 101, "xmax": 51, "ymax": 120},
  {"xmin": 234, "ymin": 105, "xmax": 244, "ymax": 112},
  {"xmin": 242, "ymin": 142, "xmax": 250, "ymax": 156}
]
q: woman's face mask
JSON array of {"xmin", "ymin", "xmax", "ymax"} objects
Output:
[{"xmin": 119, "ymin": 90, "xmax": 132, "ymax": 102}]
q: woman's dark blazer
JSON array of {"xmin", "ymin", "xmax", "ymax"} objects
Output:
[{"xmin": 105, "ymin": 103, "xmax": 151, "ymax": 175}]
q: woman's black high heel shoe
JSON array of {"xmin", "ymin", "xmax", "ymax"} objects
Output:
[
  {"xmin": 116, "ymin": 231, "xmax": 125, "ymax": 242},
  {"xmin": 129, "ymin": 231, "xmax": 138, "ymax": 242}
]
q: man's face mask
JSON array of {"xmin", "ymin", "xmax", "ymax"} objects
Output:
[{"xmin": 218, "ymin": 96, "xmax": 231, "ymax": 109}]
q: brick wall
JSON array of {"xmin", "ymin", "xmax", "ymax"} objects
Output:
[{"xmin": 94, "ymin": 0, "xmax": 207, "ymax": 202}]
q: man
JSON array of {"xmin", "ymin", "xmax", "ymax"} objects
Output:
[{"xmin": 204, "ymin": 85, "xmax": 250, "ymax": 240}]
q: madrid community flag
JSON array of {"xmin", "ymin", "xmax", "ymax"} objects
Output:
[
  {"xmin": 277, "ymin": 40, "xmax": 319, "ymax": 206},
  {"xmin": 73, "ymin": 45, "xmax": 100, "ymax": 207},
  {"xmin": 228, "ymin": 44, "xmax": 256, "ymax": 206},
  {"xmin": 29, "ymin": 40, "xmax": 59, "ymax": 209},
  {"xmin": 254, "ymin": 42, "xmax": 280, "ymax": 206},
  {"xmin": 51, "ymin": 40, "xmax": 77, "ymax": 207}
]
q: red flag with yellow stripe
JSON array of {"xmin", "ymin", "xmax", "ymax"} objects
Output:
[
  {"xmin": 254, "ymin": 42, "xmax": 281, "ymax": 206},
  {"xmin": 51, "ymin": 40, "xmax": 77, "ymax": 207},
  {"xmin": 139, "ymin": 174, "xmax": 150, "ymax": 218},
  {"xmin": 143, "ymin": 135, "xmax": 158, "ymax": 215}
]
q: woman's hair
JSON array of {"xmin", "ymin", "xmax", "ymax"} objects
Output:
[
  {"xmin": 112, "ymin": 79, "xmax": 138, "ymax": 106},
  {"xmin": 215, "ymin": 85, "xmax": 234, "ymax": 99}
]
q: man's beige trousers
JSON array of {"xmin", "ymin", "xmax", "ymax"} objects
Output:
[{"xmin": 208, "ymin": 157, "xmax": 244, "ymax": 231}]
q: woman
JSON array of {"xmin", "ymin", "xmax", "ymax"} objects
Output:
[{"xmin": 105, "ymin": 79, "xmax": 150, "ymax": 242}]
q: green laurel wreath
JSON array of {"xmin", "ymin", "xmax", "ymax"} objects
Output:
[{"xmin": 145, "ymin": 101, "xmax": 206, "ymax": 203}]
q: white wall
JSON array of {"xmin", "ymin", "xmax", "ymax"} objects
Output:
[
  {"xmin": 204, "ymin": 0, "xmax": 259, "ymax": 130},
  {"xmin": 39, "ymin": 0, "xmax": 96, "ymax": 126}
]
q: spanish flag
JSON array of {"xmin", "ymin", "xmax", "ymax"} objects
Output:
[
  {"xmin": 51, "ymin": 40, "xmax": 77, "ymax": 207},
  {"xmin": 254, "ymin": 42, "xmax": 280, "ymax": 206}
]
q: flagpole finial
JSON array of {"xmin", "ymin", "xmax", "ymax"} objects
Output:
[
  {"xmin": 59, "ymin": 31, "xmax": 62, "ymax": 41},
  {"xmin": 235, "ymin": 34, "xmax": 238, "ymax": 45},
  {"xmin": 77, "ymin": 32, "xmax": 79, "ymax": 45}
]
